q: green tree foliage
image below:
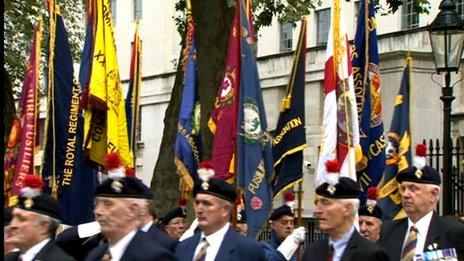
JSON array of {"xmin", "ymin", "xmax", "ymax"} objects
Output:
[{"xmin": 4, "ymin": 0, "xmax": 85, "ymax": 95}]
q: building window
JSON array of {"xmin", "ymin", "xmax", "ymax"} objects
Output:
[
  {"xmin": 134, "ymin": 0, "xmax": 142, "ymax": 21},
  {"xmin": 110, "ymin": 0, "xmax": 116, "ymax": 25},
  {"xmin": 316, "ymin": 8, "xmax": 331, "ymax": 45},
  {"xmin": 280, "ymin": 22, "xmax": 293, "ymax": 52},
  {"xmin": 457, "ymin": 0, "xmax": 464, "ymax": 21},
  {"xmin": 401, "ymin": 0, "xmax": 419, "ymax": 29}
]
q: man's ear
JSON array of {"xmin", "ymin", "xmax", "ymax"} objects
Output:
[{"xmin": 343, "ymin": 202, "xmax": 354, "ymax": 217}]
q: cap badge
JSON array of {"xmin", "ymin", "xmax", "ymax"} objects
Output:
[
  {"xmin": 111, "ymin": 180, "xmax": 123, "ymax": 193},
  {"xmin": 367, "ymin": 205, "xmax": 374, "ymax": 214},
  {"xmin": 415, "ymin": 169, "xmax": 423, "ymax": 179},
  {"xmin": 24, "ymin": 198, "xmax": 34, "ymax": 208}
]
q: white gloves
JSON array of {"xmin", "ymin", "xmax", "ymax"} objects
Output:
[
  {"xmin": 179, "ymin": 218, "xmax": 199, "ymax": 241},
  {"xmin": 77, "ymin": 221, "xmax": 101, "ymax": 238},
  {"xmin": 277, "ymin": 226, "xmax": 306, "ymax": 260}
]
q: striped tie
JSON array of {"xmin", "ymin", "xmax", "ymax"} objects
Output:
[
  {"xmin": 401, "ymin": 226, "xmax": 418, "ymax": 261},
  {"xmin": 195, "ymin": 238, "xmax": 209, "ymax": 261}
]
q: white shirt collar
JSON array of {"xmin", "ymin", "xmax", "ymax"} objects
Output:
[
  {"xmin": 108, "ymin": 229, "xmax": 137, "ymax": 261},
  {"xmin": 141, "ymin": 220, "xmax": 153, "ymax": 232},
  {"xmin": 195, "ymin": 222, "xmax": 230, "ymax": 261},
  {"xmin": 20, "ymin": 238, "xmax": 51, "ymax": 261},
  {"xmin": 406, "ymin": 210, "xmax": 434, "ymax": 255}
]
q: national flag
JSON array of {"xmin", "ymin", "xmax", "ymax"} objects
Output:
[
  {"xmin": 7, "ymin": 21, "xmax": 42, "ymax": 206},
  {"xmin": 236, "ymin": 0, "xmax": 273, "ymax": 239},
  {"xmin": 125, "ymin": 22, "xmax": 142, "ymax": 163},
  {"xmin": 272, "ymin": 18, "xmax": 307, "ymax": 197},
  {"xmin": 316, "ymin": 0, "xmax": 360, "ymax": 184},
  {"xmin": 174, "ymin": 10, "xmax": 202, "ymax": 196},
  {"xmin": 378, "ymin": 58, "xmax": 412, "ymax": 220},
  {"xmin": 208, "ymin": 0, "xmax": 240, "ymax": 181},
  {"xmin": 83, "ymin": 0, "xmax": 132, "ymax": 167},
  {"xmin": 352, "ymin": 0, "xmax": 385, "ymax": 194},
  {"xmin": 41, "ymin": 3, "xmax": 97, "ymax": 225}
]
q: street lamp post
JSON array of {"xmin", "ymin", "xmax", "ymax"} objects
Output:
[{"xmin": 428, "ymin": 0, "xmax": 464, "ymax": 216}]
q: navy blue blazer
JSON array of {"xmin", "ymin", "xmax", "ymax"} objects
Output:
[
  {"xmin": 379, "ymin": 213, "xmax": 464, "ymax": 261},
  {"xmin": 303, "ymin": 231, "xmax": 390, "ymax": 261},
  {"xmin": 175, "ymin": 226, "xmax": 266, "ymax": 261},
  {"xmin": 145, "ymin": 223, "xmax": 178, "ymax": 252},
  {"xmin": 84, "ymin": 230, "xmax": 175, "ymax": 261}
]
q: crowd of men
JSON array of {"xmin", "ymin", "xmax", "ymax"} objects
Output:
[{"xmin": 3, "ymin": 153, "xmax": 464, "ymax": 261}]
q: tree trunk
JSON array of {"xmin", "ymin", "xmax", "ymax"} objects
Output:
[{"xmin": 150, "ymin": 0, "xmax": 234, "ymax": 217}]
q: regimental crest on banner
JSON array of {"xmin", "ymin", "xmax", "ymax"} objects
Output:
[
  {"xmin": 369, "ymin": 63, "xmax": 383, "ymax": 128},
  {"xmin": 242, "ymin": 99, "xmax": 263, "ymax": 144},
  {"xmin": 192, "ymin": 101, "xmax": 201, "ymax": 135},
  {"xmin": 215, "ymin": 69, "xmax": 236, "ymax": 108}
]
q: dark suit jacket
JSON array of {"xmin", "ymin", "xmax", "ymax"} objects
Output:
[
  {"xmin": 4, "ymin": 239, "xmax": 76, "ymax": 261},
  {"xmin": 379, "ymin": 214, "xmax": 464, "ymax": 261},
  {"xmin": 303, "ymin": 231, "xmax": 390, "ymax": 261},
  {"xmin": 84, "ymin": 230, "xmax": 175, "ymax": 261},
  {"xmin": 55, "ymin": 226, "xmax": 106, "ymax": 260},
  {"xmin": 145, "ymin": 223, "xmax": 178, "ymax": 252},
  {"xmin": 175, "ymin": 226, "xmax": 266, "ymax": 261}
]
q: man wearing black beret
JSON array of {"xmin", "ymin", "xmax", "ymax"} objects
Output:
[
  {"xmin": 358, "ymin": 187, "xmax": 383, "ymax": 243},
  {"xmin": 5, "ymin": 175, "xmax": 75, "ymax": 261},
  {"xmin": 303, "ymin": 160, "xmax": 389, "ymax": 261},
  {"xmin": 379, "ymin": 144, "xmax": 464, "ymax": 260},
  {"xmin": 85, "ymin": 153, "xmax": 175, "ymax": 261},
  {"xmin": 261, "ymin": 192, "xmax": 306, "ymax": 261},
  {"xmin": 174, "ymin": 161, "xmax": 266, "ymax": 261},
  {"xmin": 162, "ymin": 199, "xmax": 187, "ymax": 240}
]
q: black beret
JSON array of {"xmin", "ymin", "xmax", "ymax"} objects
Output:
[
  {"xmin": 396, "ymin": 165, "xmax": 441, "ymax": 185},
  {"xmin": 316, "ymin": 177, "xmax": 361, "ymax": 199},
  {"xmin": 237, "ymin": 210, "xmax": 247, "ymax": 223},
  {"xmin": 95, "ymin": 176, "xmax": 153, "ymax": 199},
  {"xmin": 162, "ymin": 207, "xmax": 186, "ymax": 225},
  {"xmin": 270, "ymin": 205, "xmax": 294, "ymax": 221},
  {"xmin": 193, "ymin": 178, "xmax": 237, "ymax": 203},
  {"xmin": 16, "ymin": 193, "xmax": 62, "ymax": 220},
  {"xmin": 358, "ymin": 204, "xmax": 383, "ymax": 220}
]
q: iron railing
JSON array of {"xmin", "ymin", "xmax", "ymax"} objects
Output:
[{"xmin": 422, "ymin": 138, "xmax": 464, "ymax": 216}]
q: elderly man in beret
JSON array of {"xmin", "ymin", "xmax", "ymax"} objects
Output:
[
  {"xmin": 261, "ymin": 192, "xmax": 306, "ymax": 261},
  {"xmin": 303, "ymin": 160, "xmax": 389, "ymax": 261},
  {"xmin": 358, "ymin": 187, "xmax": 383, "ymax": 243},
  {"xmin": 5, "ymin": 175, "xmax": 75, "ymax": 261},
  {"xmin": 85, "ymin": 153, "xmax": 175, "ymax": 261},
  {"xmin": 174, "ymin": 161, "xmax": 266, "ymax": 261},
  {"xmin": 379, "ymin": 144, "xmax": 464, "ymax": 261},
  {"xmin": 162, "ymin": 199, "xmax": 188, "ymax": 240}
]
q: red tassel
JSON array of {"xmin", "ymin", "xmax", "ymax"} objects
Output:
[
  {"xmin": 367, "ymin": 187, "xmax": 378, "ymax": 200},
  {"xmin": 23, "ymin": 175, "xmax": 43, "ymax": 189},
  {"xmin": 104, "ymin": 152, "xmax": 122, "ymax": 170},
  {"xmin": 178, "ymin": 198, "xmax": 187, "ymax": 206},
  {"xmin": 198, "ymin": 161, "xmax": 214, "ymax": 170},
  {"xmin": 125, "ymin": 167, "xmax": 135, "ymax": 177},
  {"xmin": 284, "ymin": 191, "xmax": 295, "ymax": 202},
  {"xmin": 415, "ymin": 144, "xmax": 427, "ymax": 157},
  {"xmin": 325, "ymin": 159, "xmax": 340, "ymax": 173}
]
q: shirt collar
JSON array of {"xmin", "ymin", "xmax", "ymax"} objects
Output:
[
  {"xmin": 201, "ymin": 222, "xmax": 230, "ymax": 248},
  {"xmin": 141, "ymin": 220, "xmax": 153, "ymax": 232},
  {"xmin": 21, "ymin": 238, "xmax": 51, "ymax": 261},
  {"xmin": 408, "ymin": 210, "xmax": 434, "ymax": 236},
  {"xmin": 329, "ymin": 226, "xmax": 355, "ymax": 249},
  {"xmin": 109, "ymin": 229, "xmax": 137, "ymax": 261}
]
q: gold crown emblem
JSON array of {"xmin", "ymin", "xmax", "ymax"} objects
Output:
[
  {"xmin": 367, "ymin": 205, "xmax": 374, "ymax": 214},
  {"xmin": 24, "ymin": 198, "xmax": 34, "ymax": 208}
]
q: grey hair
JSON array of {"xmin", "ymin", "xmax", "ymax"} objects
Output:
[
  {"xmin": 339, "ymin": 198, "xmax": 360, "ymax": 217},
  {"xmin": 35, "ymin": 213, "xmax": 61, "ymax": 237}
]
